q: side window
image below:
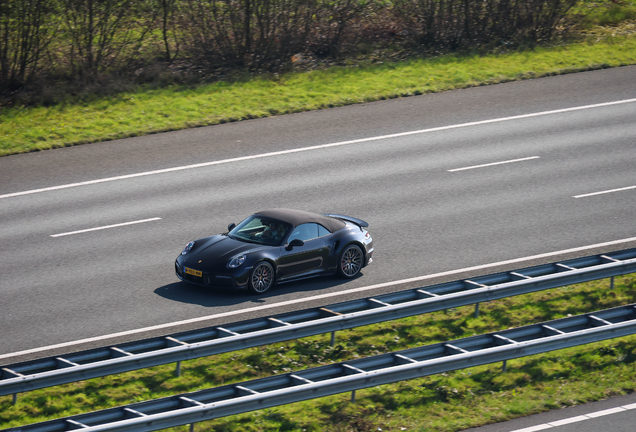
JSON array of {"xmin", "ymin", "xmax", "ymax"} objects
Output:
[
  {"xmin": 288, "ymin": 223, "xmax": 319, "ymax": 242},
  {"xmin": 317, "ymin": 224, "xmax": 331, "ymax": 237}
]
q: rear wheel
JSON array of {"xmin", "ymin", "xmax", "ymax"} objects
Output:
[
  {"xmin": 248, "ymin": 261, "xmax": 275, "ymax": 294},
  {"xmin": 338, "ymin": 244, "xmax": 363, "ymax": 278}
]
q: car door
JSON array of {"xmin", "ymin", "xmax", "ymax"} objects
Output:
[{"xmin": 277, "ymin": 223, "xmax": 328, "ymax": 280}]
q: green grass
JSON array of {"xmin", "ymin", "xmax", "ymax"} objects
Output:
[
  {"xmin": 2, "ymin": 34, "xmax": 636, "ymax": 157},
  {"xmin": 2, "ymin": 275, "xmax": 635, "ymax": 431},
  {"xmin": 575, "ymin": 0, "xmax": 636, "ymax": 28}
]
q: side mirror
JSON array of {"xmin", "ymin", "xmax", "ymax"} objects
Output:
[
  {"xmin": 228, "ymin": 223, "xmax": 236, "ymax": 231},
  {"xmin": 286, "ymin": 239, "xmax": 304, "ymax": 251}
]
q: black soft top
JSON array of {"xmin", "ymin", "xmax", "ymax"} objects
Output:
[{"xmin": 256, "ymin": 208, "xmax": 346, "ymax": 233}]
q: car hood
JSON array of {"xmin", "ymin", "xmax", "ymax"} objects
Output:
[{"xmin": 183, "ymin": 235, "xmax": 268, "ymax": 267}]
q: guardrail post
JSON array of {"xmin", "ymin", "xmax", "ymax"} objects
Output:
[
  {"xmin": 351, "ymin": 390, "xmax": 356, "ymax": 403},
  {"xmin": 331, "ymin": 331, "xmax": 336, "ymax": 347},
  {"xmin": 502, "ymin": 360, "xmax": 507, "ymax": 373},
  {"xmin": 13, "ymin": 393, "xmax": 17, "ymax": 405},
  {"xmin": 611, "ymin": 276, "xmax": 615, "ymax": 290},
  {"xmin": 176, "ymin": 361, "xmax": 182, "ymax": 377},
  {"xmin": 189, "ymin": 423, "xmax": 195, "ymax": 432},
  {"xmin": 474, "ymin": 302, "xmax": 480, "ymax": 318}
]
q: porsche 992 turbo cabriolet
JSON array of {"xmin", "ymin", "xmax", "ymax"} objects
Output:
[{"xmin": 175, "ymin": 208, "xmax": 373, "ymax": 294}]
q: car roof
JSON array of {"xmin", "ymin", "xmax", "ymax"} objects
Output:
[{"xmin": 255, "ymin": 208, "xmax": 346, "ymax": 233}]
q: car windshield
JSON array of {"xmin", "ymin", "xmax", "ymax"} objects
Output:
[{"xmin": 228, "ymin": 215, "xmax": 292, "ymax": 246}]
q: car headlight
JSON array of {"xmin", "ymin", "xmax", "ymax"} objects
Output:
[
  {"xmin": 181, "ymin": 241, "xmax": 195, "ymax": 255},
  {"xmin": 228, "ymin": 254, "xmax": 246, "ymax": 268}
]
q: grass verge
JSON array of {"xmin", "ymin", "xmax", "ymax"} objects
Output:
[
  {"xmin": 1, "ymin": 274, "xmax": 635, "ymax": 431},
  {"xmin": 2, "ymin": 34, "xmax": 636, "ymax": 157}
]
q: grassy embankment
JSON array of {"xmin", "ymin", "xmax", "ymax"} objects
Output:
[
  {"xmin": 1, "ymin": 275, "xmax": 636, "ymax": 431},
  {"xmin": 1, "ymin": 32, "xmax": 636, "ymax": 157}
]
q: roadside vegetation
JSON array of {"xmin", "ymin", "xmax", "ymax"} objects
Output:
[
  {"xmin": 1, "ymin": 0, "xmax": 636, "ymax": 156},
  {"xmin": 1, "ymin": 274, "xmax": 636, "ymax": 431}
]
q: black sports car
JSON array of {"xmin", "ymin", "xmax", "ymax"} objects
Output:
[{"xmin": 175, "ymin": 208, "xmax": 374, "ymax": 294}]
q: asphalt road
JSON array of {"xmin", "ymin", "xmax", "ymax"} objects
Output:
[
  {"xmin": 463, "ymin": 392, "xmax": 636, "ymax": 432},
  {"xmin": 1, "ymin": 65, "xmax": 635, "ymax": 365}
]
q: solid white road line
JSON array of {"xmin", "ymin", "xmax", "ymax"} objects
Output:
[
  {"xmin": 2, "ymin": 235, "xmax": 636, "ymax": 361},
  {"xmin": 548, "ymin": 415, "xmax": 589, "ymax": 426},
  {"xmin": 585, "ymin": 407, "xmax": 627, "ymax": 418},
  {"xmin": 2, "ymin": 98, "xmax": 636, "ymax": 200},
  {"xmin": 510, "ymin": 403, "xmax": 636, "ymax": 432},
  {"xmin": 513, "ymin": 426, "xmax": 552, "ymax": 432},
  {"xmin": 448, "ymin": 156, "xmax": 540, "ymax": 172},
  {"xmin": 50, "ymin": 218, "xmax": 162, "ymax": 237},
  {"xmin": 574, "ymin": 185, "xmax": 636, "ymax": 198}
]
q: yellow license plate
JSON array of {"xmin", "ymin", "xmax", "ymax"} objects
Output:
[{"xmin": 185, "ymin": 267, "xmax": 202, "ymax": 277}]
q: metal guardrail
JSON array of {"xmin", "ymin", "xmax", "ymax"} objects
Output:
[
  {"xmin": 2, "ymin": 248, "xmax": 636, "ymax": 398},
  {"xmin": 7, "ymin": 303, "xmax": 636, "ymax": 432}
]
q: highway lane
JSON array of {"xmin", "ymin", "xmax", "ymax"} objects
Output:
[{"xmin": 1, "ymin": 66, "xmax": 636, "ymax": 362}]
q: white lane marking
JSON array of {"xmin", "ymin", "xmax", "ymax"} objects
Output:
[
  {"xmin": 548, "ymin": 415, "xmax": 588, "ymax": 426},
  {"xmin": 448, "ymin": 156, "xmax": 540, "ymax": 172},
  {"xmin": 2, "ymin": 235, "xmax": 636, "ymax": 361},
  {"xmin": 574, "ymin": 185, "xmax": 636, "ymax": 198},
  {"xmin": 512, "ymin": 426, "xmax": 553, "ymax": 432},
  {"xmin": 585, "ymin": 407, "xmax": 627, "ymax": 418},
  {"xmin": 511, "ymin": 402, "xmax": 636, "ymax": 431},
  {"xmin": 2, "ymin": 98, "xmax": 636, "ymax": 200},
  {"xmin": 50, "ymin": 218, "xmax": 162, "ymax": 237}
]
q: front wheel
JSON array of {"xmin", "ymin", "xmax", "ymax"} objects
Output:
[
  {"xmin": 248, "ymin": 261, "xmax": 275, "ymax": 294},
  {"xmin": 338, "ymin": 244, "xmax": 363, "ymax": 278}
]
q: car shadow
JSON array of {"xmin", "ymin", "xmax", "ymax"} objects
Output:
[
  {"xmin": 154, "ymin": 281, "xmax": 252, "ymax": 307},
  {"xmin": 154, "ymin": 272, "xmax": 365, "ymax": 307}
]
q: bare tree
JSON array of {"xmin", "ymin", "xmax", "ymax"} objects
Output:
[
  {"xmin": 62, "ymin": 0, "xmax": 157, "ymax": 79},
  {"xmin": 0, "ymin": 0, "xmax": 57, "ymax": 89},
  {"xmin": 308, "ymin": 0, "xmax": 375, "ymax": 58},
  {"xmin": 182, "ymin": 0, "xmax": 260, "ymax": 67},
  {"xmin": 159, "ymin": 0, "xmax": 180, "ymax": 63},
  {"xmin": 250, "ymin": 0, "xmax": 317, "ymax": 66},
  {"xmin": 182, "ymin": 0, "xmax": 326, "ymax": 69},
  {"xmin": 393, "ymin": 0, "xmax": 577, "ymax": 50}
]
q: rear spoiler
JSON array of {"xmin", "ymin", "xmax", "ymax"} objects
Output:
[{"xmin": 324, "ymin": 214, "xmax": 369, "ymax": 228}]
